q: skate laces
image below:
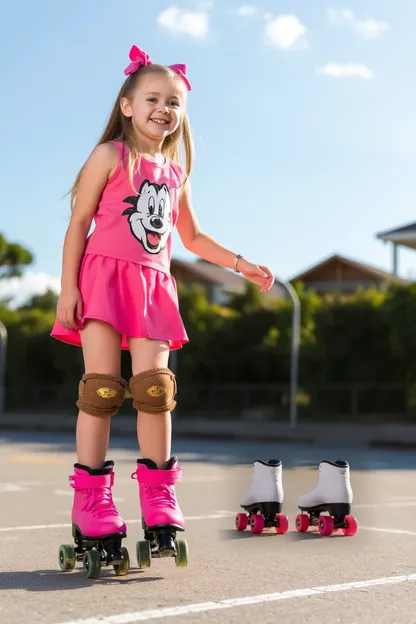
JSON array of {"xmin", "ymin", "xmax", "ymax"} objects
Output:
[
  {"xmin": 144, "ymin": 482, "xmax": 176, "ymax": 509},
  {"xmin": 82, "ymin": 487, "xmax": 118, "ymax": 518}
]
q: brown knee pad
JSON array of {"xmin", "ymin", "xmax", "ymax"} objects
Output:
[
  {"xmin": 129, "ymin": 368, "xmax": 177, "ymax": 413},
  {"xmin": 76, "ymin": 373, "xmax": 128, "ymax": 417}
]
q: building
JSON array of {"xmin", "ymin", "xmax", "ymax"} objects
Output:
[
  {"xmin": 375, "ymin": 221, "xmax": 416, "ymax": 276},
  {"xmin": 289, "ymin": 253, "xmax": 408, "ymax": 296},
  {"xmin": 170, "ymin": 258, "xmax": 285, "ymax": 305}
]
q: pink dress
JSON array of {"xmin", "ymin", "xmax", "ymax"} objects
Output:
[{"xmin": 51, "ymin": 141, "xmax": 189, "ymax": 350}]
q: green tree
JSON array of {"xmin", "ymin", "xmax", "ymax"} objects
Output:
[
  {"xmin": 19, "ymin": 288, "xmax": 58, "ymax": 313},
  {"xmin": 0, "ymin": 232, "xmax": 33, "ymax": 279}
]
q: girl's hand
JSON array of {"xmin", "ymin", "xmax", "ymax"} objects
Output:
[
  {"xmin": 238, "ymin": 259, "xmax": 275, "ymax": 292},
  {"xmin": 56, "ymin": 287, "xmax": 83, "ymax": 330}
]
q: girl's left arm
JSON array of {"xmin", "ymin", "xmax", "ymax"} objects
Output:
[{"xmin": 176, "ymin": 181, "xmax": 275, "ymax": 292}]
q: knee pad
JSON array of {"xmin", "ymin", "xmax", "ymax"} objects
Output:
[
  {"xmin": 76, "ymin": 373, "xmax": 128, "ymax": 417},
  {"xmin": 129, "ymin": 368, "xmax": 177, "ymax": 413}
]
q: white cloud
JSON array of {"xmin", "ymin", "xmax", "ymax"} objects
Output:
[
  {"xmin": 157, "ymin": 6, "xmax": 210, "ymax": 38},
  {"xmin": 328, "ymin": 9, "xmax": 389, "ymax": 39},
  {"xmin": 198, "ymin": 1, "xmax": 213, "ymax": 10},
  {"xmin": 316, "ymin": 63, "xmax": 373, "ymax": 79},
  {"xmin": 327, "ymin": 8, "xmax": 354, "ymax": 24},
  {"xmin": 265, "ymin": 14, "xmax": 308, "ymax": 49},
  {"xmin": 235, "ymin": 5, "xmax": 257, "ymax": 17},
  {"xmin": 355, "ymin": 18, "xmax": 389, "ymax": 39},
  {"xmin": 0, "ymin": 272, "xmax": 60, "ymax": 309}
]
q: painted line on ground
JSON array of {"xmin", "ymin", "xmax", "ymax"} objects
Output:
[
  {"xmin": 55, "ymin": 574, "xmax": 416, "ymax": 624},
  {"xmin": 0, "ymin": 511, "xmax": 234, "ymax": 533},
  {"xmin": 9, "ymin": 455, "xmax": 65, "ymax": 464},
  {"xmin": 0, "ymin": 483, "xmax": 28, "ymax": 492},
  {"xmin": 359, "ymin": 525, "xmax": 416, "ymax": 536},
  {"xmin": 54, "ymin": 490, "xmax": 125, "ymax": 503}
]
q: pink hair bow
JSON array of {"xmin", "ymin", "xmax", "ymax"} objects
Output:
[{"xmin": 124, "ymin": 45, "xmax": 192, "ymax": 91}]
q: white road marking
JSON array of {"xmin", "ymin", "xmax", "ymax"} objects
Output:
[
  {"xmin": 385, "ymin": 501, "xmax": 416, "ymax": 508},
  {"xmin": 0, "ymin": 483, "xmax": 27, "ymax": 492},
  {"xmin": 353, "ymin": 504, "xmax": 376, "ymax": 509},
  {"xmin": 0, "ymin": 511, "xmax": 234, "ymax": 533},
  {"xmin": 55, "ymin": 574, "xmax": 416, "ymax": 624},
  {"xmin": 359, "ymin": 525, "xmax": 416, "ymax": 536},
  {"xmin": 54, "ymin": 490, "xmax": 125, "ymax": 503}
]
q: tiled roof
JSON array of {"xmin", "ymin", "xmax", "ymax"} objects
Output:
[
  {"xmin": 376, "ymin": 221, "xmax": 416, "ymax": 238},
  {"xmin": 289, "ymin": 253, "xmax": 409, "ymax": 284}
]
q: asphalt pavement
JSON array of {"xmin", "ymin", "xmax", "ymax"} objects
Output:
[{"xmin": 0, "ymin": 430, "xmax": 415, "ymax": 624}]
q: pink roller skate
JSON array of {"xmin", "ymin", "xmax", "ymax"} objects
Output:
[
  {"xmin": 58, "ymin": 461, "xmax": 130, "ymax": 578},
  {"xmin": 131, "ymin": 457, "xmax": 188, "ymax": 569}
]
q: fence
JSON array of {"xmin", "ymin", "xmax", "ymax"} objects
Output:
[{"xmin": 5, "ymin": 382, "xmax": 416, "ymax": 423}]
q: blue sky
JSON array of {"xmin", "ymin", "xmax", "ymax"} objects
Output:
[{"xmin": 1, "ymin": 0, "xmax": 415, "ymax": 303}]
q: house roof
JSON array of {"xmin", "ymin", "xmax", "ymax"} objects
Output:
[
  {"xmin": 375, "ymin": 221, "xmax": 416, "ymax": 248},
  {"xmin": 289, "ymin": 253, "xmax": 409, "ymax": 284},
  {"xmin": 171, "ymin": 258, "xmax": 285, "ymax": 297}
]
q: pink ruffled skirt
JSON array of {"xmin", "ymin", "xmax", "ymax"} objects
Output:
[{"xmin": 50, "ymin": 254, "xmax": 189, "ymax": 350}]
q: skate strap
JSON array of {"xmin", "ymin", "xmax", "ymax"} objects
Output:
[
  {"xmin": 69, "ymin": 472, "xmax": 114, "ymax": 490},
  {"xmin": 132, "ymin": 466, "xmax": 182, "ymax": 485}
]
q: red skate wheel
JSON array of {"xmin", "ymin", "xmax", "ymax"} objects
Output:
[
  {"xmin": 235, "ymin": 512, "xmax": 248, "ymax": 531},
  {"xmin": 342, "ymin": 515, "xmax": 358, "ymax": 536},
  {"xmin": 275, "ymin": 513, "xmax": 289, "ymax": 534},
  {"xmin": 250, "ymin": 514, "xmax": 264, "ymax": 534},
  {"xmin": 319, "ymin": 515, "xmax": 334, "ymax": 536},
  {"xmin": 295, "ymin": 513, "xmax": 309, "ymax": 533}
]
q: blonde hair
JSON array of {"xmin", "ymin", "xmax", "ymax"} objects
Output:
[{"xmin": 69, "ymin": 64, "xmax": 194, "ymax": 209}]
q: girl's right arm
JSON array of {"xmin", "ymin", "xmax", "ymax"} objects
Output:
[{"xmin": 56, "ymin": 143, "xmax": 118, "ymax": 330}]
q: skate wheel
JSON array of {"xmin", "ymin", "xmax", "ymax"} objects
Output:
[
  {"xmin": 58, "ymin": 544, "xmax": 76, "ymax": 572},
  {"xmin": 83, "ymin": 550, "xmax": 101, "ymax": 579},
  {"xmin": 343, "ymin": 515, "xmax": 358, "ymax": 536},
  {"xmin": 295, "ymin": 513, "xmax": 309, "ymax": 533},
  {"xmin": 175, "ymin": 540, "xmax": 188, "ymax": 568},
  {"xmin": 318, "ymin": 515, "xmax": 334, "ymax": 537},
  {"xmin": 235, "ymin": 512, "xmax": 248, "ymax": 531},
  {"xmin": 114, "ymin": 546, "xmax": 130, "ymax": 576},
  {"xmin": 275, "ymin": 513, "xmax": 289, "ymax": 534},
  {"xmin": 250, "ymin": 514, "xmax": 264, "ymax": 534},
  {"xmin": 136, "ymin": 540, "xmax": 152, "ymax": 569}
]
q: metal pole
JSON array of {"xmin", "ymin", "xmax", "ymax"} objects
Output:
[
  {"xmin": 0, "ymin": 320, "xmax": 7, "ymax": 417},
  {"xmin": 276, "ymin": 279, "xmax": 301, "ymax": 429}
]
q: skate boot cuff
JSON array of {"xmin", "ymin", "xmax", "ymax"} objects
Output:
[
  {"xmin": 253, "ymin": 459, "xmax": 282, "ymax": 467},
  {"xmin": 135, "ymin": 457, "xmax": 179, "ymax": 471},
  {"xmin": 69, "ymin": 472, "xmax": 115, "ymax": 490},
  {"xmin": 320, "ymin": 459, "xmax": 350, "ymax": 468},
  {"xmin": 73, "ymin": 461, "xmax": 114, "ymax": 475},
  {"xmin": 136, "ymin": 458, "xmax": 158, "ymax": 470},
  {"xmin": 131, "ymin": 465, "xmax": 182, "ymax": 485}
]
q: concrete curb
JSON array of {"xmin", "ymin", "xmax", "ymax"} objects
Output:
[{"xmin": 1, "ymin": 411, "xmax": 416, "ymax": 449}]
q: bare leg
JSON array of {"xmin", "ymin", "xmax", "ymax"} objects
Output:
[
  {"xmin": 77, "ymin": 320, "xmax": 122, "ymax": 469},
  {"xmin": 128, "ymin": 337, "xmax": 172, "ymax": 468}
]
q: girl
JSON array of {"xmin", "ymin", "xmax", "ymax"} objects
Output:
[{"xmin": 51, "ymin": 45, "xmax": 275, "ymax": 572}]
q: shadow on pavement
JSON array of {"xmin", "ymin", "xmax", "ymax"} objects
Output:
[
  {"xmin": 219, "ymin": 528, "xmax": 349, "ymax": 541},
  {"xmin": 0, "ymin": 568, "xmax": 161, "ymax": 591}
]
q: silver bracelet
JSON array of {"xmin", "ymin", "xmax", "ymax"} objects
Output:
[{"xmin": 233, "ymin": 254, "xmax": 243, "ymax": 273}]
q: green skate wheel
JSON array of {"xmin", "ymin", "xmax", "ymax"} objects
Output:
[
  {"xmin": 136, "ymin": 540, "xmax": 151, "ymax": 569},
  {"xmin": 175, "ymin": 540, "xmax": 188, "ymax": 568},
  {"xmin": 114, "ymin": 546, "xmax": 130, "ymax": 576},
  {"xmin": 83, "ymin": 550, "xmax": 101, "ymax": 579},
  {"xmin": 58, "ymin": 544, "xmax": 76, "ymax": 571}
]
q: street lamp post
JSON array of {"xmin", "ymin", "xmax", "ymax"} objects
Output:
[
  {"xmin": 276, "ymin": 279, "xmax": 301, "ymax": 429},
  {"xmin": 0, "ymin": 320, "xmax": 7, "ymax": 417}
]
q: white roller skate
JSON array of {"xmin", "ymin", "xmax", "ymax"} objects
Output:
[
  {"xmin": 295, "ymin": 459, "xmax": 357, "ymax": 537},
  {"xmin": 235, "ymin": 459, "xmax": 289, "ymax": 535}
]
